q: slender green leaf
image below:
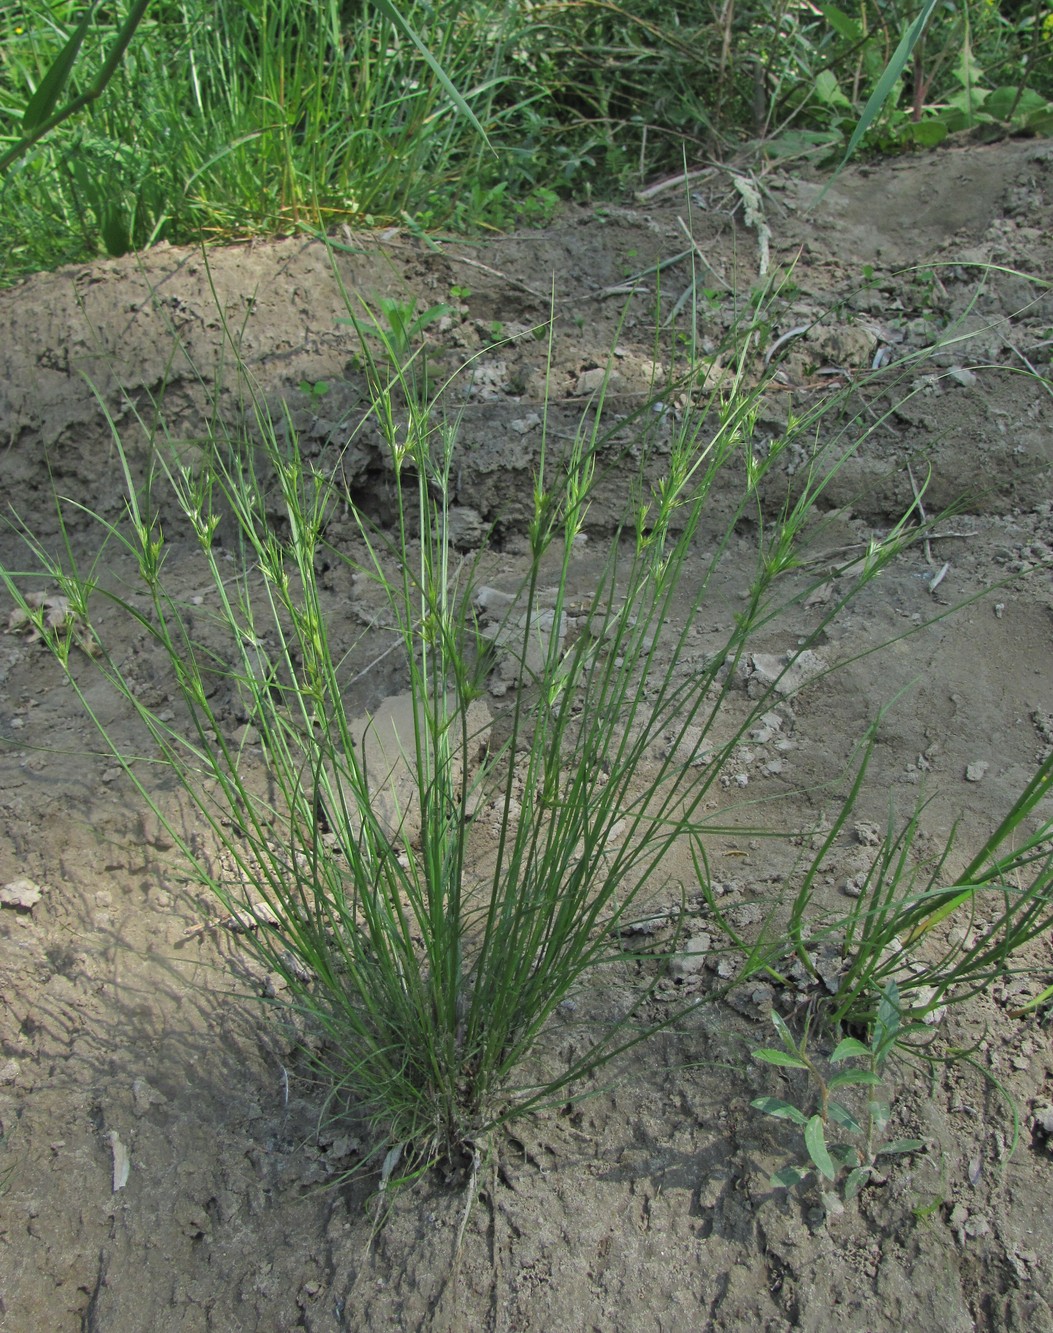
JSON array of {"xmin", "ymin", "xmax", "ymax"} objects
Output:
[
  {"xmin": 829, "ymin": 1143, "xmax": 860, "ymax": 1168},
  {"xmin": 838, "ymin": 0, "xmax": 941, "ymax": 167},
  {"xmin": 369, "ymin": 0, "xmax": 489, "ymax": 143},
  {"xmin": 771, "ymin": 1165, "xmax": 807, "ymax": 1189},
  {"xmin": 908, "ymin": 120, "xmax": 950, "ymax": 147},
  {"xmin": 752, "ymin": 1048, "xmax": 809, "ymax": 1070},
  {"xmin": 828, "ymin": 1069, "xmax": 882, "ymax": 1089},
  {"xmin": 751, "ymin": 1097, "xmax": 809, "ymax": 1125},
  {"xmin": 827, "ymin": 1101, "xmax": 863, "ymax": 1134},
  {"xmin": 805, "ymin": 1114, "xmax": 836, "ymax": 1180},
  {"xmin": 770, "ymin": 1010, "xmax": 799, "ymax": 1054},
  {"xmin": 844, "ymin": 1165, "xmax": 870, "ymax": 1199},
  {"xmin": 22, "ymin": 3, "xmax": 97, "ymax": 133},
  {"xmin": 815, "ymin": 70, "xmax": 852, "ymax": 111},
  {"xmin": 830, "ymin": 1037, "xmax": 871, "ymax": 1063},
  {"xmin": 876, "ymin": 979, "xmax": 901, "ymax": 1046},
  {"xmin": 877, "ymin": 1138, "xmax": 925, "ymax": 1157},
  {"xmin": 814, "ymin": 2, "xmax": 862, "ymax": 43}
]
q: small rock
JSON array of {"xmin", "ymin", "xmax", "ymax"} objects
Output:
[
  {"xmin": 619, "ymin": 912, "xmax": 670, "ymax": 938},
  {"xmin": 965, "ymin": 761, "xmax": 989, "ymax": 783},
  {"xmin": 474, "ymin": 585, "xmax": 516, "ymax": 613},
  {"xmin": 131, "ymin": 1077, "xmax": 168, "ymax": 1116},
  {"xmin": 748, "ymin": 649, "xmax": 828, "ymax": 698},
  {"xmin": 749, "ymin": 711, "xmax": 783, "ymax": 744},
  {"xmin": 1031, "ymin": 1100, "xmax": 1053, "ymax": 1137},
  {"xmin": 854, "ymin": 821, "xmax": 881, "ymax": 846},
  {"xmin": 819, "ymin": 1190, "xmax": 845, "ymax": 1219},
  {"xmin": 448, "ymin": 505, "xmax": 484, "ymax": 548},
  {"xmin": 1, "ymin": 878, "xmax": 43, "ymax": 911},
  {"xmin": 727, "ymin": 983, "xmax": 775, "ymax": 1017},
  {"xmin": 668, "ymin": 933, "xmax": 711, "ymax": 979},
  {"xmin": 573, "ymin": 367, "xmax": 625, "ymax": 397}
]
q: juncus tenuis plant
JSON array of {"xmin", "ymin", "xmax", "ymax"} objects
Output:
[{"xmin": 2, "ymin": 278, "xmax": 961, "ymax": 1188}]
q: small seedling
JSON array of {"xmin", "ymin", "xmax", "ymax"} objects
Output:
[
  {"xmin": 338, "ymin": 296, "xmax": 453, "ymax": 402},
  {"xmin": 751, "ymin": 981, "xmax": 925, "ymax": 1200},
  {"xmin": 339, "ymin": 296, "xmax": 452, "ymax": 366},
  {"xmin": 298, "ymin": 377, "xmax": 330, "ymax": 404}
]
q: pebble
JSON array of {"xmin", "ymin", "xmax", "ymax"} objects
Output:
[
  {"xmin": 573, "ymin": 367, "xmax": 625, "ymax": 396},
  {"xmin": 668, "ymin": 933, "xmax": 711, "ymax": 979},
  {"xmin": 0, "ymin": 878, "xmax": 43, "ymax": 911}
]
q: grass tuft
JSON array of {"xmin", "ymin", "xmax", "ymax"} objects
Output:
[{"xmin": 3, "ymin": 261, "xmax": 1051, "ymax": 1186}]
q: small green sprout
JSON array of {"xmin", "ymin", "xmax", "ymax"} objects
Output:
[
  {"xmin": 339, "ymin": 296, "xmax": 452, "ymax": 366},
  {"xmin": 752, "ymin": 982, "xmax": 925, "ymax": 1200},
  {"xmin": 298, "ymin": 378, "xmax": 330, "ymax": 404}
]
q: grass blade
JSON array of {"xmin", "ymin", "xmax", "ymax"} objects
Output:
[{"xmin": 21, "ymin": 3, "xmax": 96, "ymax": 133}]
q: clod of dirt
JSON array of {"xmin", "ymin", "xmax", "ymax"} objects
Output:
[
  {"xmin": 748, "ymin": 649, "xmax": 828, "ymax": 698},
  {"xmin": 667, "ymin": 933, "xmax": 711, "ymax": 980},
  {"xmin": 0, "ymin": 878, "xmax": 43, "ymax": 911}
]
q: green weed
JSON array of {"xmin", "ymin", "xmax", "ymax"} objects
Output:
[
  {"xmin": 298, "ymin": 378, "xmax": 330, "ymax": 405},
  {"xmin": 752, "ymin": 981, "xmax": 926, "ymax": 1202}
]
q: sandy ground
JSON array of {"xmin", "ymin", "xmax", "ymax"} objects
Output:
[{"xmin": 0, "ymin": 139, "xmax": 1052, "ymax": 1331}]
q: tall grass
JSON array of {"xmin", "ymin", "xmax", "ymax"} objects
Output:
[
  {"xmin": 6, "ymin": 247, "xmax": 1053, "ymax": 1189},
  {"xmin": 0, "ymin": 269, "xmax": 948, "ymax": 1169},
  {"xmin": 0, "ymin": 0, "xmax": 531, "ymax": 273},
  {"xmin": 5, "ymin": 0, "xmax": 1048, "ymax": 282},
  {"xmin": 3, "ymin": 263, "xmax": 1051, "ymax": 1180},
  {"xmin": 701, "ymin": 715, "xmax": 1053, "ymax": 1034}
]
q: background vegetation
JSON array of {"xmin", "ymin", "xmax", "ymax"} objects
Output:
[{"xmin": 1, "ymin": 0, "xmax": 1051, "ymax": 282}]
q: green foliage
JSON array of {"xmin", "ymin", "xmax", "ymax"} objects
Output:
[
  {"xmin": 1, "ymin": 0, "xmax": 151, "ymax": 174},
  {"xmin": 340, "ymin": 296, "xmax": 453, "ymax": 367},
  {"xmin": 826, "ymin": 749, "xmax": 1053, "ymax": 1033},
  {"xmin": 1, "ymin": 0, "xmax": 1051, "ymax": 279},
  {"xmin": 758, "ymin": 0, "xmax": 1053, "ymax": 162},
  {"xmin": 0, "ymin": 0, "xmax": 524, "ymax": 272},
  {"xmin": 298, "ymin": 377, "xmax": 330, "ymax": 404},
  {"xmin": 1, "ymin": 263, "xmax": 1049, "ymax": 1200},
  {"xmin": 701, "ymin": 616, "xmax": 1053, "ymax": 1044},
  {"xmin": 752, "ymin": 983, "xmax": 926, "ymax": 1200},
  {"xmin": 339, "ymin": 295, "xmax": 454, "ymax": 403}
]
